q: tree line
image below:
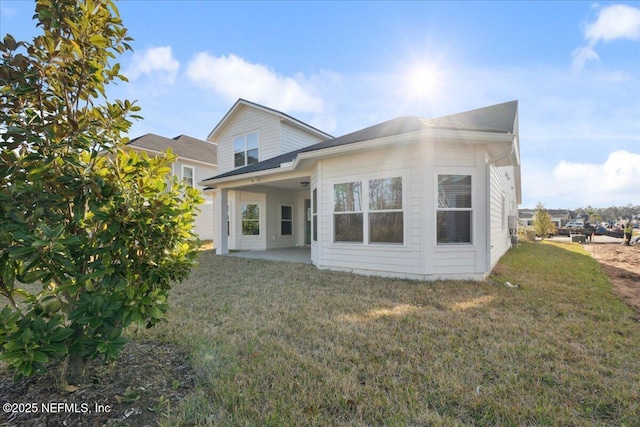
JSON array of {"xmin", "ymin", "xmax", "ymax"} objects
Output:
[{"xmin": 572, "ymin": 205, "xmax": 640, "ymax": 223}]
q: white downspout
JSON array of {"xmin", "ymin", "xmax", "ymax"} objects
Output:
[{"xmin": 485, "ymin": 141, "xmax": 515, "ymax": 274}]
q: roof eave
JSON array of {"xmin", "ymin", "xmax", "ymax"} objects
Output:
[
  {"xmin": 200, "ymin": 128, "xmax": 515, "ymax": 187},
  {"xmin": 128, "ymin": 145, "xmax": 217, "ymax": 167}
]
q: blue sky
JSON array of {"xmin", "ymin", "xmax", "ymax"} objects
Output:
[{"xmin": 1, "ymin": 1, "xmax": 639, "ymax": 209}]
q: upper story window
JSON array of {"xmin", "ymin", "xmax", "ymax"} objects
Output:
[
  {"xmin": 234, "ymin": 132, "xmax": 259, "ymax": 168},
  {"xmin": 437, "ymin": 175, "xmax": 472, "ymax": 244},
  {"xmin": 182, "ymin": 165, "xmax": 194, "ymax": 187}
]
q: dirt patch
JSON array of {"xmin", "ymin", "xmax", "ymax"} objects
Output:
[
  {"xmin": 0, "ymin": 340, "xmax": 194, "ymax": 426},
  {"xmin": 582, "ymin": 241, "xmax": 640, "ymax": 315}
]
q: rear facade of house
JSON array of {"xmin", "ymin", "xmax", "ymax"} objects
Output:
[{"xmin": 202, "ymin": 99, "xmax": 521, "ymax": 280}]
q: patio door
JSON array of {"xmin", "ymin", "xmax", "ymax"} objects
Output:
[{"xmin": 305, "ymin": 199, "xmax": 311, "ymax": 245}]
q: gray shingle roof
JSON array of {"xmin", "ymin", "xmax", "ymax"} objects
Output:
[
  {"xmin": 206, "ymin": 100, "xmax": 518, "ymax": 181},
  {"xmin": 128, "ymin": 133, "xmax": 217, "ymax": 165}
]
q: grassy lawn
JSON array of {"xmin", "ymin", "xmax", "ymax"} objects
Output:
[{"xmin": 133, "ymin": 241, "xmax": 640, "ymax": 426}]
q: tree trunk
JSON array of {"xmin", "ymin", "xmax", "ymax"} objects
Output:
[{"xmin": 60, "ymin": 352, "xmax": 86, "ymax": 388}]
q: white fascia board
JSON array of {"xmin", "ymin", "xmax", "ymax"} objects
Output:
[
  {"xmin": 200, "ymin": 168, "xmax": 309, "ymax": 189},
  {"xmin": 200, "ymin": 128, "xmax": 515, "ymax": 187},
  {"xmin": 291, "ymin": 128, "xmax": 515, "ymax": 167}
]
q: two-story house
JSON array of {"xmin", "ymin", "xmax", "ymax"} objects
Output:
[
  {"xmin": 127, "ymin": 133, "xmax": 217, "ymax": 241},
  {"xmin": 201, "ymin": 99, "xmax": 521, "ymax": 281},
  {"xmin": 203, "ymin": 99, "xmax": 333, "ymax": 252}
]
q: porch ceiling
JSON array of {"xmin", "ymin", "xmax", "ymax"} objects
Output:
[{"xmin": 234, "ymin": 175, "xmax": 312, "ymax": 192}]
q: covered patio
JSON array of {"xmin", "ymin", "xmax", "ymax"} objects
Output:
[{"xmin": 226, "ymin": 247, "xmax": 311, "ymax": 264}]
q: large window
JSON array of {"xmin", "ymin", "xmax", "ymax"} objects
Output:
[
  {"xmin": 333, "ymin": 177, "xmax": 403, "ymax": 244},
  {"xmin": 334, "ymin": 182, "xmax": 363, "ymax": 242},
  {"xmin": 281, "ymin": 205, "xmax": 292, "ymax": 236},
  {"xmin": 242, "ymin": 204, "xmax": 260, "ymax": 236},
  {"xmin": 369, "ymin": 177, "xmax": 403, "ymax": 243},
  {"xmin": 234, "ymin": 132, "xmax": 259, "ymax": 168},
  {"xmin": 437, "ymin": 175, "xmax": 472, "ymax": 244}
]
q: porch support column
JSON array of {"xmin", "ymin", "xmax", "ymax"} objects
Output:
[{"xmin": 215, "ymin": 188, "xmax": 228, "ymax": 255}]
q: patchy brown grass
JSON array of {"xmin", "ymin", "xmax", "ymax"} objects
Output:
[
  {"xmin": 135, "ymin": 241, "xmax": 640, "ymax": 426},
  {"xmin": 3, "ymin": 240, "xmax": 639, "ymax": 426}
]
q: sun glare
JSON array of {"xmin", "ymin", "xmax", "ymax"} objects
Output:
[{"xmin": 407, "ymin": 66, "xmax": 441, "ymax": 98}]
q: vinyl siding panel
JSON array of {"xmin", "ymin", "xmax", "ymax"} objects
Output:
[
  {"xmin": 215, "ymin": 106, "xmax": 280, "ymax": 174},
  {"xmin": 433, "ymin": 248, "xmax": 477, "ymax": 273},
  {"xmin": 236, "ymin": 191, "xmax": 266, "ymax": 251},
  {"xmin": 430, "ymin": 142, "xmax": 484, "ymax": 278},
  {"xmin": 170, "ymin": 159, "xmax": 217, "ymax": 241},
  {"xmin": 434, "ymin": 143, "xmax": 476, "ymax": 167},
  {"xmin": 489, "ymin": 162, "xmax": 517, "ymax": 269},
  {"xmin": 281, "ymin": 123, "xmax": 325, "ymax": 153},
  {"xmin": 317, "ymin": 144, "xmax": 424, "ymax": 276},
  {"xmin": 265, "ymin": 189, "xmax": 300, "ymax": 250}
]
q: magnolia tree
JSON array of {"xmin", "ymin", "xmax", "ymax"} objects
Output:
[{"xmin": 0, "ymin": 0, "xmax": 202, "ymax": 385}]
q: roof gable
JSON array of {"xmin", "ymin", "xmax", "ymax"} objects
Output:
[
  {"xmin": 128, "ymin": 133, "xmax": 217, "ymax": 165},
  {"xmin": 207, "ymin": 98, "xmax": 333, "ymax": 142},
  {"xmin": 203, "ymin": 100, "xmax": 519, "ymax": 182}
]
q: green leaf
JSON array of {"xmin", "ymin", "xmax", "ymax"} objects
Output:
[
  {"xmin": 8, "ymin": 246, "xmax": 36, "ymax": 258},
  {"xmin": 3, "ymin": 34, "xmax": 17, "ymax": 50},
  {"xmin": 89, "ymin": 34, "xmax": 108, "ymax": 48},
  {"xmin": 31, "ymin": 351, "xmax": 49, "ymax": 364},
  {"xmin": 49, "ymin": 327, "xmax": 74, "ymax": 342}
]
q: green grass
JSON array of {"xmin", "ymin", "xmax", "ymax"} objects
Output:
[{"xmin": 132, "ymin": 241, "xmax": 640, "ymax": 426}]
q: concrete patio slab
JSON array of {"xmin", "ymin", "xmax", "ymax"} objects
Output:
[{"xmin": 226, "ymin": 247, "xmax": 311, "ymax": 264}]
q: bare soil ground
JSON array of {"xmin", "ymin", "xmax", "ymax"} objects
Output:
[
  {"xmin": 582, "ymin": 241, "xmax": 640, "ymax": 315},
  {"xmin": 0, "ymin": 340, "xmax": 195, "ymax": 426}
]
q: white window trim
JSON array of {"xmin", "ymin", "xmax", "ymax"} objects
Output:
[
  {"xmin": 435, "ymin": 172, "xmax": 474, "ymax": 246},
  {"xmin": 241, "ymin": 203, "xmax": 261, "ymax": 237},
  {"xmin": 330, "ymin": 173, "xmax": 406, "ymax": 247},
  {"xmin": 181, "ymin": 165, "xmax": 194, "ymax": 187},
  {"xmin": 233, "ymin": 130, "xmax": 260, "ymax": 168}
]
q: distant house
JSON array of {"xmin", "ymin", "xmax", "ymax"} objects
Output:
[
  {"xmin": 519, "ymin": 209, "xmax": 569, "ymax": 228},
  {"xmin": 200, "ymin": 99, "xmax": 521, "ymax": 281},
  {"xmin": 127, "ymin": 134, "xmax": 217, "ymax": 241}
]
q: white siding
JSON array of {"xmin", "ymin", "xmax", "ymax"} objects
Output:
[
  {"xmin": 235, "ymin": 191, "xmax": 266, "ymax": 251},
  {"xmin": 215, "ymin": 106, "xmax": 280, "ymax": 174},
  {"xmin": 434, "ymin": 143, "xmax": 476, "ymax": 167},
  {"xmin": 431, "ymin": 142, "xmax": 482, "ymax": 278},
  {"xmin": 281, "ymin": 123, "xmax": 325, "ymax": 153},
  {"xmin": 175, "ymin": 159, "xmax": 217, "ymax": 241},
  {"xmin": 317, "ymin": 144, "xmax": 424, "ymax": 277},
  {"xmin": 489, "ymin": 162, "xmax": 517, "ymax": 270},
  {"xmin": 265, "ymin": 189, "xmax": 301, "ymax": 250}
]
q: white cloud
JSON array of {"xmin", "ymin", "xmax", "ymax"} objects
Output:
[
  {"xmin": 1, "ymin": 6, "xmax": 16, "ymax": 17},
  {"xmin": 524, "ymin": 151, "xmax": 640, "ymax": 207},
  {"xmin": 572, "ymin": 4, "xmax": 640, "ymax": 69},
  {"xmin": 126, "ymin": 46, "xmax": 180, "ymax": 84},
  {"xmin": 585, "ymin": 4, "xmax": 640, "ymax": 42},
  {"xmin": 186, "ymin": 53, "xmax": 324, "ymax": 114}
]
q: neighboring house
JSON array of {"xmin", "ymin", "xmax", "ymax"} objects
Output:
[
  {"xmin": 568, "ymin": 213, "xmax": 586, "ymax": 226},
  {"xmin": 201, "ymin": 99, "xmax": 521, "ymax": 281},
  {"xmin": 519, "ymin": 209, "xmax": 569, "ymax": 228},
  {"xmin": 127, "ymin": 134, "xmax": 218, "ymax": 241}
]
